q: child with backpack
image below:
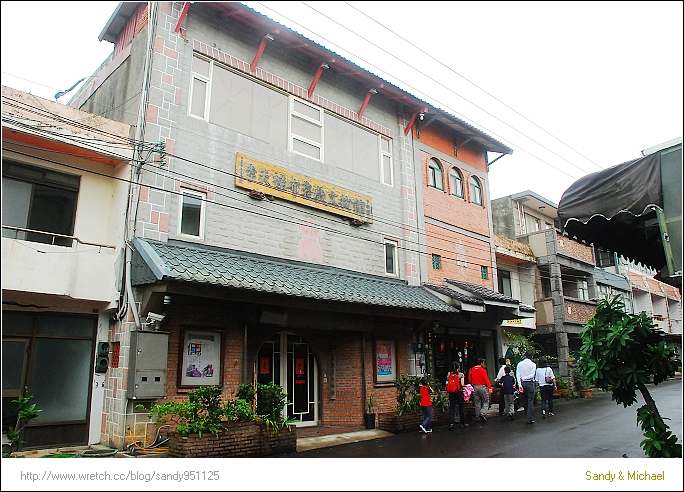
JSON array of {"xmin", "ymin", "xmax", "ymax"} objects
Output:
[
  {"xmin": 419, "ymin": 377, "xmax": 433, "ymax": 433},
  {"xmin": 501, "ymin": 365, "xmax": 517, "ymax": 420},
  {"xmin": 445, "ymin": 362, "xmax": 469, "ymax": 429}
]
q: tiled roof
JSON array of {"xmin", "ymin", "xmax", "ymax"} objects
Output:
[
  {"xmin": 131, "ymin": 238, "xmax": 456, "ymax": 313},
  {"xmin": 424, "ymin": 284, "xmax": 485, "ymax": 305},
  {"xmin": 519, "ymin": 304, "xmax": 536, "ymax": 312},
  {"xmin": 445, "ymin": 279, "xmax": 520, "ymax": 304}
]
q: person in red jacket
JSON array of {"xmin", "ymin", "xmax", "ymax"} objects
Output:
[
  {"xmin": 467, "ymin": 358, "xmax": 492, "ymax": 422},
  {"xmin": 419, "ymin": 377, "xmax": 433, "ymax": 433}
]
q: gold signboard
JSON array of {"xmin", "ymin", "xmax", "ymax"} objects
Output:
[
  {"xmin": 235, "ymin": 153, "xmax": 373, "ymax": 223},
  {"xmin": 503, "ymin": 318, "xmax": 522, "ymax": 324}
]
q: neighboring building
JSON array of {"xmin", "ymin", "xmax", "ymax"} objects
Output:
[
  {"xmin": 613, "ymin": 259, "xmax": 682, "ymax": 362},
  {"xmin": 63, "ymin": 2, "xmax": 536, "ymax": 448},
  {"xmin": 492, "ymin": 191, "xmax": 599, "ymax": 376},
  {"xmin": 494, "ymin": 234, "xmax": 538, "ymax": 351},
  {"xmin": 403, "ymin": 105, "xmax": 535, "ymax": 383},
  {"xmin": 1, "ymin": 86, "xmax": 133, "ymax": 448},
  {"xmin": 492, "ymin": 190, "xmax": 683, "ymax": 377}
]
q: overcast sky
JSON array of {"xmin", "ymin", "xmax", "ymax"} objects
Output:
[{"xmin": 2, "ymin": 1, "xmax": 682, "ymax": 206}]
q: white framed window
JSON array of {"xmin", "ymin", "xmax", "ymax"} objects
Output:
[
  {"xmin": 178, "ymin": 189, "xmax": 206, "ymax": 239},
  {"xmin": 380, "ymin": 137, "xmax": 393, "ymax": 186},
  {"xmin": 524, "ymin": 213, "xmax": 541, "ymax": 233},
  {"xmin": 449, "ymin": 167, "xmax": 464, "ymax": 198},
  {"xmin": 384, "ymin": 239, "xmax": 399, "ymax": 276},
  {"xmin": 578, "ymin": 280, "xmax": 589, "ymax": 300},
  {"xmin": 189, "ymin": 55, "xmax": 211, "ymax": 120},
  {"xmin": 469, "ymin": 176, "xmax": 482, "ymax": 205},
  {"xmin": 428, "ymin": 158, "xmax": 444, "ymax": 190},
  {"xmin": 289, "ymin": 97, "xmax": 323, "ymax": 161}
]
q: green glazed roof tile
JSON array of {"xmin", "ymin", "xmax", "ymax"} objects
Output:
[{"xmin": 132, "ymin": 238, "xmax": 455, "ymax": 313}]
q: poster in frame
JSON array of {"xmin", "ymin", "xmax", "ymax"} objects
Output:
[
  {"xmin": 375, "ymin": 339, "xmax": 396, "ymax": 383},
  {"xmin": 179, "ymin": 328, "xmax": 222, "ymax": 387}
]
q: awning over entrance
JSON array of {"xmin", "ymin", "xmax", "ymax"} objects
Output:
[
  {"xmin": 131, "ymin": 237, "xmax": 457, "ymax": 313},
  {"xmin": 424, "ymin": 279, "xmax": 535, "ymax": 319},
  {"xmin": 558, "ymin": 142, "xmax": 682, "ymax": 285}
]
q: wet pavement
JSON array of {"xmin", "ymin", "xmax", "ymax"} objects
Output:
[{"xmin": 280, "ymin": 378, "xmax": 683, "ymax": 458}]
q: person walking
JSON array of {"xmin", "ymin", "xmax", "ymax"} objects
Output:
[
  {"xmin": 535, "ymin": 357, "xmax": 556, "ymax": 418},
  {"xmin": 419, "ymin": 377, "xmax": 433, "ymax": 433},
  {"xmin": 494, "ymin": 357, "xmax": 507, "ymax": 416},
  {"xmin": 500, "ymin": 365, "xmax": 517, "ymax": 420},
  {"xmin": 467, "ymin": 358, "xmax": 492, "ymax": 422},
  {"xmin": 516, "ymin": 351, "xmax": 537, "ymax": 424},
  {"xmin": 445, "ymin": 362, "xmax": 469, "ymax": 429}
]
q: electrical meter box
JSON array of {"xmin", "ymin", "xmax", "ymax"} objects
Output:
[{"xmin": 128, "ymin": 330, "xmax": 169, "ymax": 399}]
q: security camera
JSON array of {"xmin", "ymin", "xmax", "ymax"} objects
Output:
[{"xmin": 146, "ymin": 312, "xmax": 165, "ymax": 323}]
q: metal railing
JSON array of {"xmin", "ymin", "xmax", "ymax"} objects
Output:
[{"xmin": 2, "ymin": 225, "xmax": 116, "ymax": 252}]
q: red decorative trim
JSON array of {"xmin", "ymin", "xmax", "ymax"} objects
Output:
[
  {"xmin": 404, "ymin": 112, "xmax": 418, "ymax": 136},
  {"xmin": 307, "ymin": 65, "xmax": 325, "ymax": 98},
  {"xmin": 250, "ymin": 36, "xmax": 269, "ymax": 72},
  {"xmin": 175, "ymin": 2, "xmax": 191, "ymax": 33},
  {"xmin": 192, "ymin": 41, "xmax": 394, "ymax": 138},
  {"xmin": 357, "ymin": 91, "xmax": 373, "ymax": 120}
]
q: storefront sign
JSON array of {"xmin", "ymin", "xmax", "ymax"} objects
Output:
[
  {"xmin": 180, "ymin": 329, "xmax": 222, "ymax": 387},
  {"xmin": 235, "ymin": 153, "xmax": 373, "ymax": 223}
]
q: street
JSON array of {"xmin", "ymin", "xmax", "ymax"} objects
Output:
[{"xmin": 284, "ymin": 378, "xmax": 682, "ymax": 458}]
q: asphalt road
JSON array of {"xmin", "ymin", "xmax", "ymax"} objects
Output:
[{"xmin": 284, "ymin": 378, "xmax": 682, "ymax": 458}]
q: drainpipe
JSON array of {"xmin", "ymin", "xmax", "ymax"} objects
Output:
[
  {"xmin": 361, "ymin": 332, "xmax": 367, "ymax": 415},
  {"xmin": 121, "ymin": 2, "xmax": 159, "ymax": 329},
  {"xmin": 125, "ymin": 243, "xmax": 141, "ymax": 329}
]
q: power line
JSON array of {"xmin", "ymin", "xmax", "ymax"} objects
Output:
[
  {"xmin": 342, "ymin": 1, "xmax": 604, "ymax": 171},
  {"xmin": 3, "ymin": 138, "xmax": 604, "ymax": 287},
  {"xmin": 301, "ymin": 1, "xmax": 596, "ymax": 177},
  {"xmin": 3, "ymin": 95, "xmax": 602, "ymax": 276},
  {"xmin": 253, "ymin": 1, "xmax": 581, "ymax": 182}
]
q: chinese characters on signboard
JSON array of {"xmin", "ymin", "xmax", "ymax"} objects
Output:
[
  {"xmin": 375, "ymin": 340, "xmax": 396, "ymax": 382},
  {"xmin": 180, "ymin": 329, "xmax": 222, "ymax": 387},
  {"xmin": 235, "ymin": 153, "xmax": 373, "ymax": 223}
]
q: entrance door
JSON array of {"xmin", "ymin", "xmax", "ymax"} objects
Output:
[
  {"xmin": 427, "ymin": 330, "xmax": 478, "ymax": 383},
  {"xmin": 2, "ymin": 311, "xmax": 96, "ymax": 448},
  {"xmin": 256, "ymin": 331, "xmax": 318, "ymax": 426},
  {"xmin": 2, "ymin": 338, "xmax": 29, "ymax": 431}
]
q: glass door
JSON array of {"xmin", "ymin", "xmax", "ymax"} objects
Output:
[{"xmin": 256, "ymin": 331, "xmax": 318, "ymax": 426}]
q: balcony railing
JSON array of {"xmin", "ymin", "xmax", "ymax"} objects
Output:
[{"xmin": 2, "ymin": 225, "xmax": 116, "ymax": 252}]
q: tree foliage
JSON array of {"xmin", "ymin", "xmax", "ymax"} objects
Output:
[{"xmin": 577, "ymin": 294, "xmax": 680, "ymax": 458}]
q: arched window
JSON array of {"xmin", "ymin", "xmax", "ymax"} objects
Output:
[
  {"xmin": 428, "ymin": 158, "xmax": 444, "ymax": 190},
  {"xmin": 449, "ymin": 168, "xmax": 464, "ymax": 198},
  {"xmin": 469, "ymin": 176, "xmax": 482, "ymax": 205}
]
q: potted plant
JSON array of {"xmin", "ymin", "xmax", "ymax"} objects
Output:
[
  {"xmin": 555, "ymin": 376, "xmax": 571, "ymax": 398},
  {"xmin": 573, "ymin": 367, "xmax": 592, "ymax": 397},
  {"xmin": 2, "ymin": 387, "xmax": 42, "ymax": 458},
  {"xmin": 146, "ymin": 383, "xmax": 297, "ymax": 457},
  {"xmin": 364, "ymin": 396, "xmax": 376, "ymax": 429}
]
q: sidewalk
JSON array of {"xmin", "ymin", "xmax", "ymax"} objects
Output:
[{"xmin": 297, "ymin": 428, "xmax": 394, "ymax": 452}]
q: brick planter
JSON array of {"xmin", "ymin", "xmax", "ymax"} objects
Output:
[
  {"xmin": 168, "ymin": 421, "xmax": 296, "ymax": 458},
  {"xmin": 377, "ymin": 407, "xmax": 449, "ymax": 434}
]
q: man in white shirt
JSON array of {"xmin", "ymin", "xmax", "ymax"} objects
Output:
[
  {"xmin": 494, "ymin": 357, "xmax": 507, "ymax": 415},
  {"xmin": 516, "ymin": 351, "xmax": 537, "ymax": 424}
]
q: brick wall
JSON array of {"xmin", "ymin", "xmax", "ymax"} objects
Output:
[
  {"xmin": 564, "ymin": 299, "xmax": 597, "ymax": 324},
  {"xmin": 425, "ymin": 223, "xmax": 495, "ymax": 287},
  {"xmin": 419, "ymin": 150, "xmax": 491, "ymax": 238},
  {"xmin": 557, "ymin": 233, "xmax": 594, "ymax": 263},
  {"xmin": 168, "ymin": 421, "xmax": 296, "ymax": 457}
]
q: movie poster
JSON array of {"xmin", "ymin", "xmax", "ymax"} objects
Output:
[
  {"xmin": 180, "ymin": 329, "xmax": 221, "ymax": 386},
  {"xmin": 376, "ymin": 340, "xmax": 396, "ymax": 382}
]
